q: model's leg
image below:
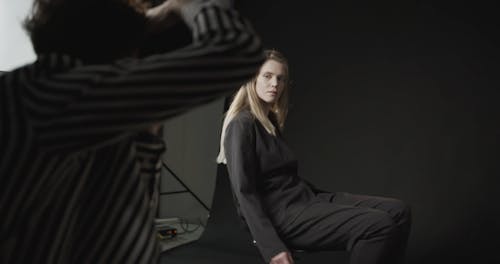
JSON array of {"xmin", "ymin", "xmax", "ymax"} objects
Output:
[
  {"xmin": 329, "ymin": 192, "xmax": 412, "ymax": 263},
  {"xmin": 279, "ymin": 202, "xmax": 400, "ymax": 264}
]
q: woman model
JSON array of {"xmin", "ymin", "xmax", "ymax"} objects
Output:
[{"xmin": 217, "ymin": 50, "xmax": 411, "ymax": 264}]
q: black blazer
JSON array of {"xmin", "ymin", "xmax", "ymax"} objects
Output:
[{"xmin": 224, "ymin": 110, "xmax": 320, "ymax": 262}]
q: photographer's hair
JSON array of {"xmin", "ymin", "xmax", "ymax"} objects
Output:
[
  {"xmin": 216, "ymin": 49, "xmax": 290, "ymax": 164},
  {"xmin": 23, "ymin": 0, "xmax": 149, "ymax": 63}
]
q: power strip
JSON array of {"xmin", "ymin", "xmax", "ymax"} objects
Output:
[{"xmin": 157, "ymin": 225, "xmax": 177, "ymax": 239}]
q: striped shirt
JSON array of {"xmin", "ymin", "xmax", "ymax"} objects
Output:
[{"xmin": 0, "ymin": 0, "xmax": 264, "ymax": 263}]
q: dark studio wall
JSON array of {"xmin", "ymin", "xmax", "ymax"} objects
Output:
[{"xmin": 236, "ymin": 1, "xmax": 499, "ymax": 263}]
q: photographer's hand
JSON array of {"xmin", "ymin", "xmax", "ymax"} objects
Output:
[{"xmin": 145, "ymin": 0, "xmax": 191, "ymax": 34}]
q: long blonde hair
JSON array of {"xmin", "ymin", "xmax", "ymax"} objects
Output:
[{"xmin": 217, "ymin": 50, "xmax": 290, "ymax": 164}]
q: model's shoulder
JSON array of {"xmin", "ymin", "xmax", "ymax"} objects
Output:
[
  {"xmin": 227, "ymin": 110, "xmax": 258, "ymax": 133},
  {"xmin": 231, "ymin": 110, "xmax": 256, "ymax": 126}
]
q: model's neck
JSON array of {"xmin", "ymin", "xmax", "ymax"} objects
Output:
[{"xmin": 262, "ymin": 102, "xmax": 272, "ymax": 115}]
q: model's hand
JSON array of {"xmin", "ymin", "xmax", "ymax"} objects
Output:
[{"xmin": 270, "ymin": 251, "xmax": 294, "ymax": 264}]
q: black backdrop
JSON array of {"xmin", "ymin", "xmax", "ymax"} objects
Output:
[{"xmin": 232, "ymin": 1, "xmax": 499, "ymax": 263}]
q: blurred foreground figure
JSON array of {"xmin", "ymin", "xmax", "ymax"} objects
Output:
[{"xmin": 0, "ymin": 0, "xmax": 263, "ymax": 263}]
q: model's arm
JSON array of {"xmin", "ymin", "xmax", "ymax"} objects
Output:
[
  {"xmin": 19, "ymin": 0, "xmax": 263, "ymax": 153},
  {"xmin": 224, "ymin": 117, "xmax": 290, "ymax": 263},
  {"xmin": 303, "ymin": 179, "xmax": 329, "ymax": 194}
]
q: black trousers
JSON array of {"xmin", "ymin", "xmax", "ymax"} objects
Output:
[{"xmin": 278, "ymin": 192, "xmax": 411, "ymax": 264}]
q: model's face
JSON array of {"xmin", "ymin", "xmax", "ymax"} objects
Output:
[{"xmin": 255, "ymin": 59, "xmax": 286, "ymax": 105}]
